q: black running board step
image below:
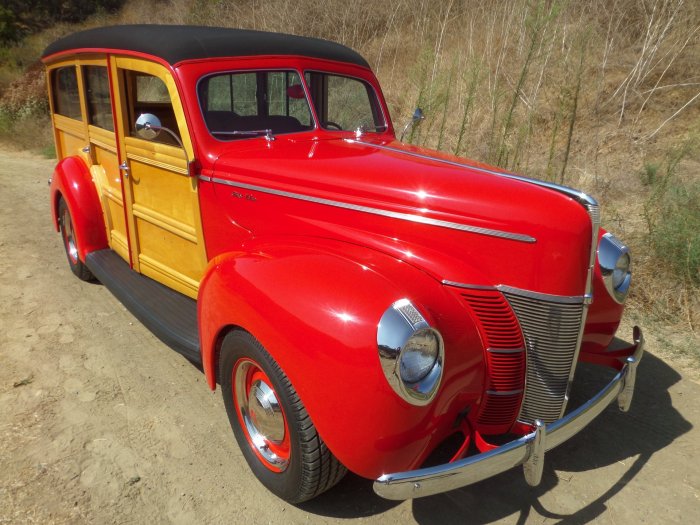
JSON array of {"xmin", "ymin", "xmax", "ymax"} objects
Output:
[{"xmin": 86, "ymin": 249, "xmax": 201, "ymax": 364}]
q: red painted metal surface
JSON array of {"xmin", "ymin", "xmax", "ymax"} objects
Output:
[
  {"xmin": 45, "ymin": 45, "xmax": 629, "ymax": 480},
  {"xmin": 50, "ymin": 156, "xmax": 108, "ymax": 261},
  {"xmin": 182, "ymin": 56, "xmax": 622, "ymax": 477},
  {"xmin": 581, "ymin": 228, "xmax": 626, "ymax": 352},
  {"xmin": 198, "ymin": 237, "xmax": 486, "ymax": 477}
]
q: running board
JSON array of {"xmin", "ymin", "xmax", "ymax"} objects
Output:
[{"xmin": 85, "ymin": 249, "xmax": 201, "ymax": 365}]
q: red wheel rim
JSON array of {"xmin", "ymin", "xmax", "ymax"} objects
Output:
[{"xmin": 233, "ymin": 358, "xmax": 291, "ymax": 472}]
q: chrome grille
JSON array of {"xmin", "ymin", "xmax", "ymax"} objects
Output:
[{"xmin": 503, "ymin": 292, "xmax": 584, "ymax": 424}]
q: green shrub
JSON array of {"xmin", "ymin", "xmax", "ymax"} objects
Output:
[
  {"xmin": 648, "ymin": 180, "xmax": 700, "ymax": 285},
  {"xmin": 643, "ymin": 139, "xmax": 700, "ymax": 286}
]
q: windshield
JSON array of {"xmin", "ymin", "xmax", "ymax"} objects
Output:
[
  {"xmin": 304, "ymin": 72, "xmax": 387, "ymax": 132},
  {"xmin": 198, "ymin": 70, "xmax": 314, "ymax": 140}
]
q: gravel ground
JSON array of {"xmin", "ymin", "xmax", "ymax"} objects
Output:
[{"xmin": 1, "ymin": 148, "xmax": 698, "ymax": 524}]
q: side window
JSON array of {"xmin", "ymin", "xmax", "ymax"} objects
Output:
[
  {"xmin": 123, "ymin": 70, "xmax": 181, "ymax": 146},
  {"xmin": 83, "ymin": 66, "xmax": 113, "ymax": 131},
  {"xmin": 52, "ymin": 66, "xmax": 82, "ymax": 120},
  {"xmin": 198, "ymin": 70, "xmax": 313, "ymax": 140}
]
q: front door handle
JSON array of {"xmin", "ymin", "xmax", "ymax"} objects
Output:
[
  {"xmin": 119, "ymin": 161, "xmax": 129, "ymax": 178},
  {"xmin": 82, "ymin": 145, "xmax": 90, "ymax": 154}
]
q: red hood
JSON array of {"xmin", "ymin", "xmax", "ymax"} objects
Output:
[{"xmin": 211, "ymin": 135, "xmax": 593, "ymax": 296}]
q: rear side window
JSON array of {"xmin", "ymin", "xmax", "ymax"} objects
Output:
[
  {"xmin": 52, "ymin": 66, "xmax": 82, "ymax": 120},
  {"xmin": 83, "ymin": 66, "xmax": 113, "ymax": 131}
]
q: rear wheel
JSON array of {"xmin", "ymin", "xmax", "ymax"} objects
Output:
[
  {"xmin": 220, "ymin": 330, "xmax": 346, "ymax": 503},
  {"xmin": 58, "ymin": 198, "xmax": 93, "ymax": 281}
]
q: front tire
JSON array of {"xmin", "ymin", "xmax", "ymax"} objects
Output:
[
  {"xmin": 58, "ymin": 197, "xmax": 93, "ymax": 281},
  {"xmin": 220, "ymin": 330, "xmax": 346, "ymax": 503}
]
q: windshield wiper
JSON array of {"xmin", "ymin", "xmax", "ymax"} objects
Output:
[{"xmin": 212, "ymin": 129, "xmax": 275, "ymax": 141}]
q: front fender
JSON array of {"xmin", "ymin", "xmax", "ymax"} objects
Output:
[
  {"xmin": 50, "ymin": 156, "xmax": 108, "ymax": 261},
  {"xmin": 582, "ymin": 228, "xmax": 626, "ymax": 352},
  {"xmin": 198, "ymin": 237, "xmax": 485, "ymax": 478}
]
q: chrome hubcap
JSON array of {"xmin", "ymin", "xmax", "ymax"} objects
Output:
[
  {"xmin": 61, "ymin": 207, "xmax": 78, "ymax": 264},
  {"xmin": 249, "ymin": 380, "xmax": 286, "ymax": 442},
  {"xmin": 234, "ymin": 360, "xmax": 289, "ymax": 471}
]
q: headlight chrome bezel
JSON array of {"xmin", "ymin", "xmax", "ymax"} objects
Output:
[
  {"xmin": 377, "ymin": 299, "xmax": 444, "ymax": 406},
  {"xmin": 598, "ymin": 232, "xmax": 632, "ymax": 304}
]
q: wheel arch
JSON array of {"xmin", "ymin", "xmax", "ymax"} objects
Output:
[
  {"xmin": 197, "ymin": 236, "xmax": 486, "ymax": 477},
  {"xmin": 50, "ymin": 155, "xmax": 108, "ymax": 261}
]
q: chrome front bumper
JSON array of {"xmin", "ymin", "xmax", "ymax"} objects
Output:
[{"xmin": 373, "ymin": 327, "xmax": 644, "ymax": 500}]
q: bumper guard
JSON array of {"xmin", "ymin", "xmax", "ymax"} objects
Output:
[{"xmin": 373, "ymin": 327, "xmax": 644, "ymax": 500}]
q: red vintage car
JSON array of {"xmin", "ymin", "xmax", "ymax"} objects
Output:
[{"xmin": 42, "ymin": 25, "xmax": 643, "ymax": 503}]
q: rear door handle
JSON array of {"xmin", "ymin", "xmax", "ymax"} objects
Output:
[{"xmin": 119, "ymin": 161, "xmax": 129, "ymax": 178}]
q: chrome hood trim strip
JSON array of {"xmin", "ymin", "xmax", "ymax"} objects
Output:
[{"xmin": 199, "ymin": 175, "xmax": 536, "ymax": 243}]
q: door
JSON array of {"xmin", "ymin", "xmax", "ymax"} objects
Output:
[
  {"xmin": 113, "ymin": 57, "xmax": 207, "ymax": 299},
  {"xmin": 80, "ymin": 57, "xmax": 130, "ymax": 262}
]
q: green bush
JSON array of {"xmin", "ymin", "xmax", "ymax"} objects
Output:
[
  {"xmin": 649, "ymin": 180, "xmax": 700, "ymax": 285},
  {"xmin": 642, "ymin": 140, "xmax": 700, "ymax": 286}
]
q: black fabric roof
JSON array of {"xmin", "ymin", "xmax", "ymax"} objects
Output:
[{"xmin": 42, "ymin": 25, "xmax": 370, "ymax": 68}]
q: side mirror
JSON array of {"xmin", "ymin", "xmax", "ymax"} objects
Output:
[
  {"xmin": 400, "ymin": 107, "xmax": 425, "ymax": 141},
  {"xmin": 412, "ymin": 107, "xmax": 425, "ymax": 123},
  {"xmin": 135, "ymin": 113, "xmax": 162, "ymax": 140},
  {"xmin": 133, "ymin": 113, "xmax": 194, "ymax": 176}
]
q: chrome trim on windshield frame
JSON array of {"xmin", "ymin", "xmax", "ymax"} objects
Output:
[{"xmin": 199, "ymin": 175, "xmax": 536, "ymax": 243}]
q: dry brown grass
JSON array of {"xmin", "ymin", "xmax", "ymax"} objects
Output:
[{"xmin": 1, "ymin": 0, "xmax": 698, "ymax": 363}]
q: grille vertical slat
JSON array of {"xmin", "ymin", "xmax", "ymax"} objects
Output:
[
  {"xmin": 462, "ymin": 290, "xmax": 526, "ymax": 433},
  {"xmin": 503, "ymin": 292, "xmax": 584, "ymax": 424}
]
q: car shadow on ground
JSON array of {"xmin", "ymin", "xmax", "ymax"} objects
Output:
[{"xmin": 300, "ymin": 351, "xmax": 692, "ymax": 521}]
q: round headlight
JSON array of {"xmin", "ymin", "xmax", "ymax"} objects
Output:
[
  {"xmin": 377, "ymin": 299, "xmax": 444, "ymax": 406},
  {"xmin": 613, "ymin": 252, "xmax": 631, "ymax": 288},
  {"xmin": 598, "ymin": 233, "xmax": 632, "ymax": 304},
  {"xmin": 399, "ymin": 328, "xmax": 440, "ymax": 383}
]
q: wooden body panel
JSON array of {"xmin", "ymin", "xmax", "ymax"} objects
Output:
[
  {"xmin": 87, "ymin": 124, "xmax": 130, "ymax": 261},
  {"xmin": 113, "ymin": 57, "xmax": 206, "ymax": 298},
  {"xmin": 46, "ymin": 53, "xmax": 208, "ymax": 299},
  {"xmin": 52, "ymin": 113, "xmax": 88, "ymax": 160}
]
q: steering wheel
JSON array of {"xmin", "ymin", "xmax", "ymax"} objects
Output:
[{"xmin": 323, "ymin": 121, "xmax": 343, "ymax": 130}]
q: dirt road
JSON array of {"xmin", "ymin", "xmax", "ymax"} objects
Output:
[{"xmin": 1, "ymin": 148, "xmax": 698, "ymax": 524}]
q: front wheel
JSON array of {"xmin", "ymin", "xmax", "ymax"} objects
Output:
[
  {"xmin": 58, "ymin": 198, "xmax": 93, "ymax": 281},
  {"xmin": 220, "ymin": 331, "xmax": 346, "ymax": 503}
]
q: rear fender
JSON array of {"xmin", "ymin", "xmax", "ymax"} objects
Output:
[
  {"xmin": 198, "ymin": 237, "xmax": 485, "ymax": 477},
  {"xmin": 50, "ymin": 156, "xmax": 108, "ymax": 261}
]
